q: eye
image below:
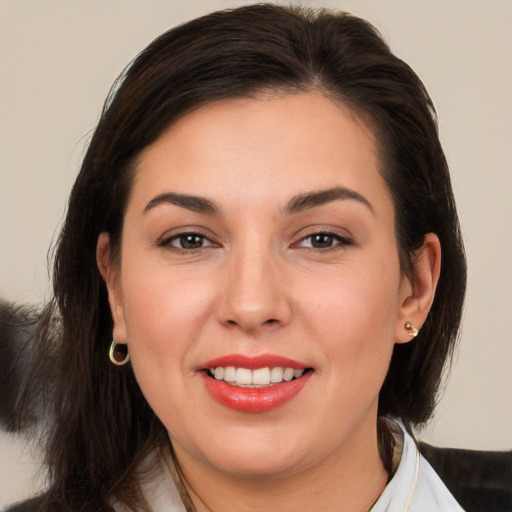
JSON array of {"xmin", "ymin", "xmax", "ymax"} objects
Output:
[
  {"xmin": 161, "ymin": 232, "xmax": 214, "ymax": 250},
  {"xmin": 296, "ymin": 232, "xmax": 351, "ymax": 250}
]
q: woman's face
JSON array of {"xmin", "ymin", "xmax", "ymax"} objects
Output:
[{"xmin": 102, "ymin": 92, "xmax": 417, "ymax": 479}]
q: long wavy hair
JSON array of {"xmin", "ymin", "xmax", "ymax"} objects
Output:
[{"xmin": 19, "ymin": 4, "xmax": 466, "ymax": 510}]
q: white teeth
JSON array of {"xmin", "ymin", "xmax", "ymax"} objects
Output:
[
  {"xmin": 283, "ymin": 368, "xmax": 294, "ymax": 381},
  {"xmin": 210, "ymin": 366, "xmax": 306, "ymax": 386},
  {"xmin": 252, "ymin": 367, "xmax": 271, "ymax": 385},
  {"xmin": 223, "ymin": 366, "xmax": 236, "ymax": 382},
  {"xmin": 235, "ymin": 368, "xmax": 253, "ymax": 386},
  {"xmin": 270, "ymin": 367, "xmax": 284, "ymax": 383}
]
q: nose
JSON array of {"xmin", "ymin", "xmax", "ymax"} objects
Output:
[{"xmin": 217, "ymin": 244, "xmax": 292, "ymax": 333}]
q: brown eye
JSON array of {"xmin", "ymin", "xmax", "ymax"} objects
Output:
[
  {"xmin": 178, "ymin": 234, "xmax": 205, "ymax": 249},
  {"xmin": 296, "ymin": 232, "xmax": 352, "ymax": 250},
  {"xmin": 310, "ymin": 234, "xmax": 335, "ymax": 248},
  {"xmin": 162, "ymin": 233, "xmax": 214, "ymax": 250}
]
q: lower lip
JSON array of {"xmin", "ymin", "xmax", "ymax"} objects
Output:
[{"xmin": 201, "ymin": 371, "xmax": 312, "ymax": 412}]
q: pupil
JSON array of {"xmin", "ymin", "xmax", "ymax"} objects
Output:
[
  {"xmin": 312, "ymin": 234, "xmax": 332, "ymax": 248},
  {"xmin": 181, "ymin": 235, "xmax": 202, "ymax": 249}
]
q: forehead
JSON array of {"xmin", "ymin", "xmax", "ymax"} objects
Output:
[{"xmin": 130, "ymin": 92, "xmax": 390, "ymax": 215}]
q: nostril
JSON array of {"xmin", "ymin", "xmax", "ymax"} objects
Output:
[{"xmin": 224, "ymin": 318, "xmax": 279, "ymax": 330}]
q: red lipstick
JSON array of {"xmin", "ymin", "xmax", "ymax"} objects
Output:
[
  {"xmin": 199, "ymin": 354, "xmax": 312, "ymax": 413},
  {"xmin": 201, "ymin": 354, "xmax": 307, "ymax": 370}
]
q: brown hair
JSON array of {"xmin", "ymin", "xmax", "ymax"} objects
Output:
[{"xmin": 22, "ymin": 4, "xmax": 466, "ymax": 510}]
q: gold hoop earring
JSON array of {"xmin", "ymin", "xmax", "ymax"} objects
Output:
[
  {"xmin": 109, "ymin": 341, "xmax": 130, "ymax": 365},
  {"xmin": 404, "ymin": 322, "xmax": 419, "ymax": 338}
]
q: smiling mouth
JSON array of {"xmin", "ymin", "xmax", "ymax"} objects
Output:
[
  {"xmin": 206, "ymin": 366, "xmax": 312, "ymax": 388},
  {"xmin": 201, "ymin": 358, "xmax": 314, "ymax": 412}
]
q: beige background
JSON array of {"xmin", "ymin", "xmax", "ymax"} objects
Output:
[{"xmin": 1, "ymin": 0, "xmax": 511, "ymax": 507}]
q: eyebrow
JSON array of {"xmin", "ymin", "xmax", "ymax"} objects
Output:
[
  {"xmin": 283, "ymin": 186, "xmax": 374, "ymax": 215},
  {"xmin": 144, "ymin": 192, "xmax": 220, "ymax": 215},
  {"xmin": 143, "ymin": 186, "xmax": 373, "ymax": 217}
]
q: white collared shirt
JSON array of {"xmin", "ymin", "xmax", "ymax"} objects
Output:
[{"xmin": 371, "ymin": 421, "xmax": 465, "ymax": 511}]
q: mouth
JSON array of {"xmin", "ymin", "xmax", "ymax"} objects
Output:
[{"xmin": 199, "ymin": 355, "xmax": 313, "ymax": 412}]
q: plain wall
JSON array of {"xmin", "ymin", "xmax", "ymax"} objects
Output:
[{"xmin": 1, "ymin": 0, "xmax": 511, "ymax": 507}]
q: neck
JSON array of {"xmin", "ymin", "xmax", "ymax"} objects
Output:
[{"xmin": 174, "ymin": 415, "xmax": 388, "ymax": 512}]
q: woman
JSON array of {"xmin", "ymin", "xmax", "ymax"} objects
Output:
[{"xmin": 10, "ymin": 4, "xmax": 469, "ymax": 511}]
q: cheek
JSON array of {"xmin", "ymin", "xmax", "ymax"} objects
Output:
[
  {"xmin": 301, "ymin": 259, "xmax": 401, "ymax": 336},
  {"xmin": 118, "ymin": 262, "xmax": 218, "ymax": 386},
  {"xmin": 118, "ymin": 276, "xmax": 216, "ymax": 429},
  {"xmin": 297, "ymin": 257, "xmax": 401, "ymax": 382},
  {"xmin": 125, "ymin": 285, "xmax": 205, "ymax": 339}
]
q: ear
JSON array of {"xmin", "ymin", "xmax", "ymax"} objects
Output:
[
  {"xmin": 395, "ymin": 233, "xmax": 441, "ymax": 344},
  {"xmin": 96, "ymin": 232, "xmax": 127, "ymax": 344}
]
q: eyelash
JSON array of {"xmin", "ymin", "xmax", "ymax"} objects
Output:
[
  {"xmin": 158, "ymin": 232, "xmax": 216, "ymax": 253},
  {"xmin": 159, "ymin": 230, "xmax": 352, "ymax": 254},
  {"xmin": 295, "ymin": 232, "xmax": 353, "ymax": 251}
]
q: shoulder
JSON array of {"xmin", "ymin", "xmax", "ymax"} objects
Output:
[{"xmin": 419, "ymin": 441, "xmax": 512, "ymax": 512}]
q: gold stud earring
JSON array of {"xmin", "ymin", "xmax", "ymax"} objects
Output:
[
  {"xmin": 404, "ymin": 322, "xmax": 419, "ymax": 338},
  {"xmin": 109, "ymin": 340, "xmax": 130, "ymax": 365}
]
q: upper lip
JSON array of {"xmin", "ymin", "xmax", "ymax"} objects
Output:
[{"xmin": 200, "ymin": 354, "xmax": 309, "ymax": 370}]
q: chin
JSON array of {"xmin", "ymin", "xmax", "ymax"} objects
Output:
[
  {"xmin": 180, "ymin": 425, "xmax": 316, "ymax": 479},
  {"xmin": 208, "ymin": 451, "xmax": 307, "ymax": 479}
]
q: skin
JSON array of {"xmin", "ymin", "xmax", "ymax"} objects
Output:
[{"xmin": 97, "ymin": 92, "xmax": 440, "ymax": 512}]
